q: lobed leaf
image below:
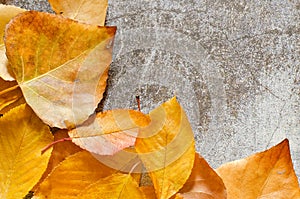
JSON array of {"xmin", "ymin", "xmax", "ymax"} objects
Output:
[
  {"xmin": 5, "ymin": 11, "xmax": 116, "ymax": 128},
  {"xmin": 135, "ymin": 97, "xmax": 196, "ymax": 199},
  {"xmin": 0, "ymin": 104, "xmax": 53, "ymax": 199},
  {"xmin": 216, "ymin": 139, "xmax": 300, "ymax": 199},
  {"xmin": 49, "ymin": 0, "xmax": 108, "ymax": 26}
]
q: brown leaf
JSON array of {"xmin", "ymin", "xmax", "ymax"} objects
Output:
[
  {"xmin": 49, "ymin": 0, "xmax": 108, "ymax": 26},
  {"xmin": 175, "ymin": 153, "xmax": 227, "ymax": 199},
  {"xmin": 34, "ymin": 151, "xmax": 117, "ymax": 199},
  {"xmin": 135, "ymin": 97, "xmax": 196, "ymax": 199},
  {"xmin": 0, "ymin": 77, "xmax": 25, "ymax": 114},
  {"xmin": 216, "ymin": 139, "xmax": 300, "ymax": 199},
  {"xmin": 68, "ymin": 109, "xmax": 150, "ymax": 155},
  {"xmin": 5, "ymin": 11, "xmax": 116, "ymax": 128},
  {"xmin": 0, "ymin": 104, "xmax": 53, "ymax": 199},
  {"xmin": 77, "ymin": 173, "xmax": 145, "ymax": 199},
  {"xmin": 0, "ymin": 4, "xmax": 25, "ymax": 81}
]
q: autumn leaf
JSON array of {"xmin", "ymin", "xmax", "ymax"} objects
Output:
[
  {"xmin": 0, "ymin": 104, "xmax": 53, "ymax": 199},
  {"xmin": 0, "ymin": 77, "xmax": 25, "ymax": 114},
  {"xmin": 135, "ymin": 97, "xmax": 196, "ymax": 199},
  {"xmin": 34, "ymin": 151, "xmax": 117, "ymax": 199},
  {"xmin": 34, "ymin": 130, "xmax": 82, "ymax": 190},
  {"xmin": 5, "ymin": 11, "xmax": 116, "ymax": 128},
  {"xmin": 216, "ymin": 139, "xmax": 300, "ymax": 199},
  {"xmin": 48, "ymin": 0, "xmax": 108, "ymax": 26},
  {"xmin": 141, "ymin": 186, "xmax": 157, "ymax": 199},
  {"xmin": 91, "ymin": 147, "xmax": 144, "ymax": 175},
  {"xmin": 45, "ymin": 130, "xmax": 82, "ymax": 171},
  {"xmin": 77, "ymin": 173, "xmax": 145, "ymax": 199},
  {"xmin": 0, "ymin": 4, "xmax": 25, "ymax": 81},
  {"xmin": 174, "ymin": 153, "xmax": 226, "ymax": 199},
  {"xmin": 68, "ymin": 109, "xmax": 150, "ymax": 155}
]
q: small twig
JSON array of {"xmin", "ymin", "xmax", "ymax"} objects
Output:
[
  {"xmin": 41, "ymin": 137, "xmax": 72, "ymax": 154},
  {"xmin": 135, "ymin": 95, "xmax": 141, "ymax": 111}
]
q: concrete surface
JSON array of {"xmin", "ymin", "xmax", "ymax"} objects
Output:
[{"xmin": 3, "ymin": 0, "xmax": 300, "ymax": 181}]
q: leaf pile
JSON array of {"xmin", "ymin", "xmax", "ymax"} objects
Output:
[{"xmin": 0, "ymin": 1, "xmax": 299, "ymax": 199}]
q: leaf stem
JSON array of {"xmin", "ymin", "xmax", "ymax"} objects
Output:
[
  {"xmin": 136, "ymin": 96, "xmax": 141, "ymax": 111},
  {"xmin": 41, "ymin": 137, "xmax": 72, "ymax": 154}
]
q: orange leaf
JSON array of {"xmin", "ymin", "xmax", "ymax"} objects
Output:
[
  {"xmin": 5, "ymin": 11, "xmax": 116, "ymax": 128},
  {"xmin": 77, "ymin": 173, "xmax": 145, "ymax": 199},
  {"xmin": 33, "ymin": 130, "xmax": 82, "ymax": 190},
  {"xmin": 68, "ymin": 109, "xmax": 150, "ymax": 155},
  {"xmin": 34, "ymin": 151, "xmax": 117, "ymax": 199},
  {"xmin": 135, "ymin": 97, "xmax": 195, "ymax": 199},
  {"xmin": 0, "ymin": 77, "xmax": 25, "ymax": 114},
  {"xmin": 216, "ymin": 139, "xmax": 300, "ymax": 199},
  {"xmin": 48, "ymin": 0, "xmax": 108, "ymax": 26},
  {"xmin": 46, "ymin": 130, "xmax": 83, "ymax": 170},
  {"xmin": 175, "ymin": 153, "xmax": 226, "ymax": 199},
  {"xmin": 0, "ymin": 4, "xmax": 25, "ymax": 81},
  {"xmin": 141, "ymin": 186, "xmax": 157, "ymax": 199}
]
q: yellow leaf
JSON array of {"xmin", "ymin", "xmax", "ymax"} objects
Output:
[
  {"xmin": 216, "ymin": 139, "xmax": 300, "ymax": 199},
  {"xmin": 49, "ymin": 0, "xmax": 108, "ymax": 26},
  {"xmin": 0, "ymin": 4, "xmax": 25, "ymax": 81},
  {"xmin": 78, "ymin": 173, "xmax": 145, "ymax": 199},
  {"xmin": 175, "ymin": 153, "xmax": 226, "ymax": 199},
  {"xmin": 135, "ymin": 97, "xmax": 196, "ymax": 199},
  {"xmin": 5, "ymin": 11, "xmax": 116, "ymax": 128},
  {"xmin": 0, "ymin": 104, "xmax": 53, "ymax": 199},
  {"xmin": 68, "ymin": 109, "xmax": 151, "ymax": 155},
  {"xmin": 34, "ymin": 151, "xmax": 117, "ymax": 199},
  {"xmin": 0, "ymin": 77, "xmax": 25, "ymax": 114}
]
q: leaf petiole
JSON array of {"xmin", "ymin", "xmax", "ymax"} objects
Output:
[
  {"xmin": 135, "ymin": 96, "xmax": 141, "ymax": 111},
  {"xmin": 41, "ymin": 137, "xmax": 72, "ymax": 154}
]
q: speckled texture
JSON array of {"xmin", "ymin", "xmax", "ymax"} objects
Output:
[{"xmin": 3, "ymin": 0, "xmax": 300, "ymax": 181}]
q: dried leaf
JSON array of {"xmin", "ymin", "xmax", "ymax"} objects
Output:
[
  {"xmin": 34, "ymin": 130, "xmax": 82, "ymax": 190},
  {"xmin": 141, "ymin": 186, "xmax": 157, "ymax": 199},
  {"xmin": 5, "ymin": 11, "xmax": 116, "ymax": 128},
  {"xmin": 34, "ymin": 151, "xmax": 116, "ymax": 199},
  {"xmin": 175, "ymin": 153, "xmax": 226, "ymax": 199},
  {"xmin": 78, "ymin": 173, "xmax": 145, "ymax": 199},
  {"xmin": 0, "ymin": 77, "xmax": 25, "ymax": 114},
  {"xmin": 46, "ymin": 130, "xmax": 82, "ymax": 171},
  {"xmin": 0, "ymin": 104, "xmax": 53, "ymax": 199},
  {"xmin": 135, "ymin": 97, "xmax": 196, "ymax": 199},
  {"xmin": 0, "ymin": 4, "xmax": 25, "ymax": 81},
  {"xmin": 68, "ymin": 109, "xmax": 150, "ymax": 155},
  {"xmin": 91, "ymin": 147, "xmax": 144, "ymax": 175},
  {"xmin": 49, "ymin": 0, "xmax": 108, "ymax": 26},
  {"xmin": 216, "ymin": 139, "xmax": 300, "ymax": 199}
]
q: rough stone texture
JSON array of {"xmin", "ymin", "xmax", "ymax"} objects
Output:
[{"xmin": 3, "ymin": 0, "xmax": 300, "ymax": 180}]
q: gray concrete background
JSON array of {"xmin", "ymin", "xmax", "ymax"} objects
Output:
[{"xmin": 3, "ymin": 0, "xmax": 300, "ymax": 181}]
